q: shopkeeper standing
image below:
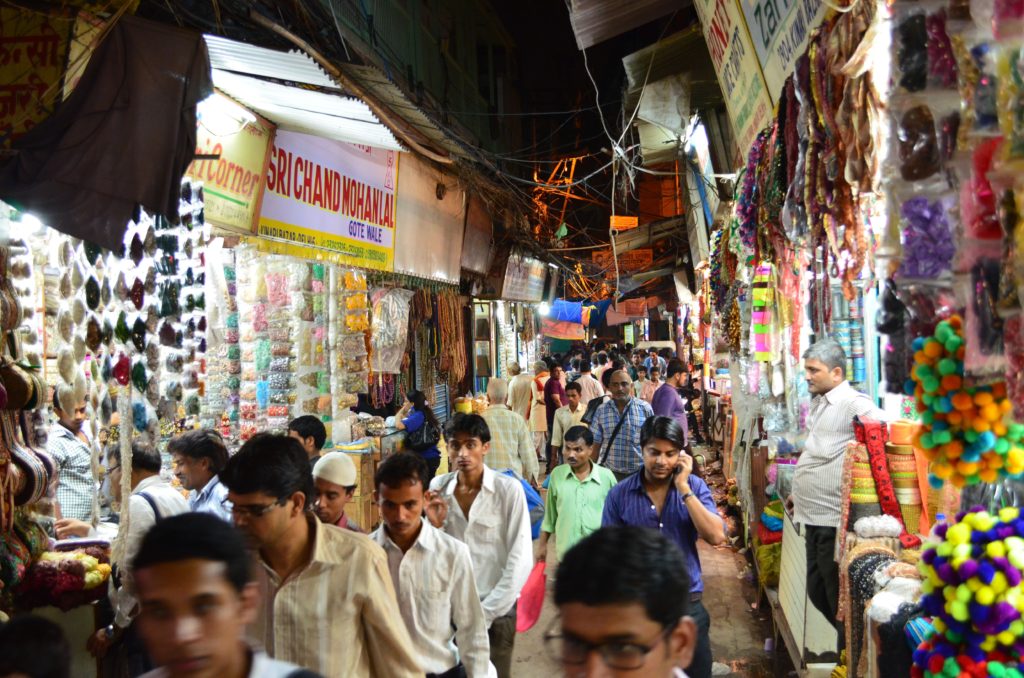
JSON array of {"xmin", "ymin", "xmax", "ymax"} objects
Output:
[
  {"xmin": 786, "ymin": 339, "xmax": 887, "ymax": 648},
  {"xmin": 396, "ymin": 389, "xmax": 442, "ymax": 483}
]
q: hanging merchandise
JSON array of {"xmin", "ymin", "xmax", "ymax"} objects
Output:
[{"xmin": 369, "ymin": 287, "xmax": 413, "ymax": 376}]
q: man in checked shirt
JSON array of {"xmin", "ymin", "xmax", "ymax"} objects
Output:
[{"xmin": 786, "ymin": 339, "xmax": 887, "ymax": 653}]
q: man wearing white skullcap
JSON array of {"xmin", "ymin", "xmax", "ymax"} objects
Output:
[{"xmin": 312, "ymin": 452, "xmax": 362, "ymax": 532}]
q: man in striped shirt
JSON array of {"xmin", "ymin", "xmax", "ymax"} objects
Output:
[
  {"xmin": 786, "ymin": 340, "xmax": 887, "ymax": 648},
  {"xmin": 591, "ymin": 369, "xmax": 655, "ymax": 481}
]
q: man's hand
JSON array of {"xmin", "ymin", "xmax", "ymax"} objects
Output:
[
  {"xmin": 673, "ymin": 454, "xmax": 693, "ymax": 493},
  {"xmin": 784, "ymin": 495, "xmax": 795, "ymax": 514},
  {"xmin": 424, "ymin": 490, "xmax": 448, "ymax": 528},
  {"xmin": 55, "ymin": 518, "xmax": 92, "ymax": 539},
  {"xmin": 87, "ymin": 627, "xmax": 114, "ymax": 659}
]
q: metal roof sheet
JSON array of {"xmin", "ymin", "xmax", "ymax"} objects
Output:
[{"xmin": 204, "ymin": 34, "xmax": 338, "ymax": 89}]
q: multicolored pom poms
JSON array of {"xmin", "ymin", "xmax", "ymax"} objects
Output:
[
  {"xmin": 912, "ymin": 508, "xmax": 1024, "ymax": 677},
  {"xmin": 907, "ymin": 316, "xmax": 1024, "ymax": 488}
]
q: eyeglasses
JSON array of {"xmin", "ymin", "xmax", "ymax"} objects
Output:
[
  {"xmin": 543, "ymin": 620, "xmax": 677, "ymax": 670},
  {"xmin": 222, "ymin": 497, "xmax": 285, "ymax": 518}
]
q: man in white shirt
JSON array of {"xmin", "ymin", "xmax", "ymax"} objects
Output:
[
  {"xmin": 574, "ymin": 361, "xmax": 604, "ymax": 407},
  {"xmin": 427, "ymin": 414, "xmax": 532, "ymax": 678},
  {"xmin": 786, "ymin": 339, "xmax": 888, "ymax": 651},
  {"xmin": 371, "ymin": 453, "xmax": 491, "ymax": 678},
  {"xmin": 507, "ymin": 363, "xmax": 534, "ymax": 422},
  {"xmin": 86, "ymin": 443, "xmax": 191, "ymax": 664},
  {"xmin": 550, "ymin": 382, "xmax": 586, "ymax": 455},
  {"xmin": 133, "ymin": 512, "xmax": 318, "ymax": 678},
  {"xmin": 551, "ymin": 527, "xmax": 696, "ymax": 678},
  {"xmin": 168, "ymin": 429, "xmax": 232, "ymax": 522}
]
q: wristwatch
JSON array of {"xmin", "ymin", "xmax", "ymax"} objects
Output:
[{"xmin": 680, "ymin": 491, "xmax": 695, "ymax": 503}]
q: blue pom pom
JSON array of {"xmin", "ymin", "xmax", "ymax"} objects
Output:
[
  {"xmin": 913, "ymin": 337, "xmax": 926, "ymax": 351},
  {"xmin": 979, "ymin": 561, "xmax": 996, "ymax": 585},
  {"xmin": 929, "ymin": 474, "xmax": 945, "ymax": 489}
]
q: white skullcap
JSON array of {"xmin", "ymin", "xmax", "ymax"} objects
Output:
[{"xmin": 312, "ymin": 452, "xmax": 357, "ymax": 487}]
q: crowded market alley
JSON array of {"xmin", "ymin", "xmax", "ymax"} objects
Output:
[{"xmin": 1, "ymin": 0, "xmax": 1023, "ymax": 677}]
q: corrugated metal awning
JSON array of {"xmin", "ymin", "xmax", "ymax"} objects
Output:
[{"xmin": 203, "ymin": 35, "xmax": 402, "ymax": 150}]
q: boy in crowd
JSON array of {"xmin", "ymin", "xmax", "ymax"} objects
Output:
[
  {"xmin": 168, "ymin": 429, "xmax": 232, "ymax": 522},
  {"xmin": 287, "ymin": 415, "xmax": 327, "ymax": 466},
  {"xmin": 371, "ymin": 453, "xmax": 491, "ymax": 677},
  {"xmin": 312, "ymin": 452, "xmax": 362, "ymax": 532},
  {"xmin": 537, "ymin": 426, "xmax": 616, "ymax": 564},
  {"xmin": 551, "ymin": 527, "xmax": 699, "ymax": 677}
]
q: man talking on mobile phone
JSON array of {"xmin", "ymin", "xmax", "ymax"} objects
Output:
[{"xmin": 601, "ymin": 416, "xmax": 726, "ymax": 678}]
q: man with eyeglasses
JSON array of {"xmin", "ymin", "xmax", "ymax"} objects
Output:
[
  {"xmin": 426, "ymin": 414, "xmax": 532, "ymax": 678},
  {"xmin": 219, "ymin": 433, "xmax": 420, "ymax": 677},
  {"xmin": 601, "ymin": 417, "xmax": 725, "ymax": 678},
  {"xmin": 548, "ymin": 527, "xmax": 698, "ymax": 677}
]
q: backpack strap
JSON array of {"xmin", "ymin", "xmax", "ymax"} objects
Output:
[{"xmin": 137, "ymin": 492, "xmax": 164, "ymax": 523}]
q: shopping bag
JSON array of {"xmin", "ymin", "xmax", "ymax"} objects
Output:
[{"xmin": 516, "ymin": 561, "xmax": 547, "ymax": 633}]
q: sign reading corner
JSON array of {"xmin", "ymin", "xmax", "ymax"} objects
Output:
[{"xmin": 257, "ymin": 130, "xmax": 399, "ymax": 271}]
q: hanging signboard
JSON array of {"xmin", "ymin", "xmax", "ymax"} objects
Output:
[
  {"xmin": 693, "ymin": 0, "xmax": 773, "ymax": 154},
  {"xmin": 0, "ymin": 8, "xmax": 70, "ymax": 142},
  {"xmin": 502, "ymin": 254, "xmax": 547, "ymax": 302},
  {"xmin": 187, "ymin": 93, "xmax": 274, "ymax": 234},
  {"xmin": 257, "ymin": 129, "xmax": 399, "ymax": 271},
  {"xmin": 610, "ymin": 214, "xmax": 639, "ymax": 231},
  {"xmin": 738, "ymin": 0, "xmax": 827, "ymax": 102},
  {"xmin": 592, "ymin": 248, "xmax": 654, "ymax": 280}
]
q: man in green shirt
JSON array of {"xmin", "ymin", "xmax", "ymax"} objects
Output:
[{"xmin": 537, "ymin": 426, "xmax": 617, "ymax": 562}]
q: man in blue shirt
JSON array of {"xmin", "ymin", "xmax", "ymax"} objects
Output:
[
  {"xmin": 168, "ymin": 429, "xmax": 232, "ymax": 522},
  {"xmin": 590, "ymin": 369, "xmax": 654, "ymax": 482},
  {"xmin": 602, "ymin": 416, "xmax": 726, "ymax": 678}
]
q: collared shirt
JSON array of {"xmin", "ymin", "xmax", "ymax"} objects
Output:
[
  {"xmin": 602, "ymin": 472, "xmax": 717, "ymax": 593},
  {"xmin": 482, "ymin": 405, "xmax": 538, "ymax": 481},
  {"xmin": 530, "ymin": 374, "xmax": 549, "ymax": 432},
  {"xmin": 550, "ymin": 405, "xmax": 586, "ymax": 449},
  {"xmin": 643, "ymin": 356, "xmax": 668, "ymax": 374},
  {"xmin": 651, "ymin": 383, "xmax": 689, "ymax": 445},
  {"xmin": 793, "ymin": 381, "xmax": 889, "ymax": 528},
  {"xmin": 508, "ymin": 373, "xmax": 534, "ymax": 421},
  {"xmin": 249, "ymin": 515, "xmax": 420, "ymax": 677},
  {"xmin": 633, "ymin": 378, "xmax": 648, "ymax": 398},
  {"xmin": 640, "ymin": 379, "xmax": 661, "ymax": 403},
  {"xmin": 113, "ymin": 476, "xmax": 191, "ymax": 628},
  {"xmin": 575, "ymin": 373, "xmax": 604, "ymax": 406},
  {"xmin": 429, "ymin": 466, "xmax": 533, "ymax": 625},
  {"xmin": 370, "ymin": 519, "xmax": 492, "ymax": 677},
  {"xmin": 140, "ymin": 647, "xmax": 308, "ymax": 678},
  {"xmin": 590, "ymin": 398, "xmax": 654, "ymax": 474},
  {"xmin": 188, "ymin": 474, "xmax": 231, "ymax": 522},
  {"xmin": 47, "ymin": 424, "xmax": 95, "ymax": 522},
  {"xmin": 541, "ymin": 462, "xmax": 617, "ymax": 559},
  {"xmin": 544, "ymin": 378, "xmax": 567, "ymax": 427},
  {"xmin": 335, "ymin": 512, "xmax": 363, "ymax": 533}
]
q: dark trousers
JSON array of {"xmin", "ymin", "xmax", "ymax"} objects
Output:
[
  {"xmin": 687, "ymin": 599, "xmax": 712, "ymax": 678},
  {"xmin": 488, "ymin": 606, "xmax": 517, "ymax": 678},
  {"xmin": 805, "ymin": 525, "xmax": 844, "ymax": 651},
  {"xmin": 423, "ymin": 456, "xmax": 441, "ymax": 484},
  {"xmin": 545, "ymin": 431, "xmax": 559, "ymax": 474},
  {"xmin": 426, "ymin": 663, "xmax": 466, "ymax": 678}
]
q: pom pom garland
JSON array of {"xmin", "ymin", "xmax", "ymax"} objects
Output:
[
  {"xmin": 912, "ymin": 508, "xmax": 1024, "ymax": 676},
  {"xmin": 908, "ymin": 317, "xmax": 1024, "ymax": 487}
]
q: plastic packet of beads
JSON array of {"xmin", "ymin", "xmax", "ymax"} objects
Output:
[
  {"xmin": 957, "ymin": 239, "xmax": 1009, "ymax": 376},
  {"xmin": 297, "ymin": 398, "xmax": 318, "ymax": 414},
  {"xmin": 228, "ymin": 360, "xmax": 241, "ymax": 375},
  {"xmin": 345, "ymin": 294, "xmax": 367, "ymax": 310},
  {"xmin": 266, "ymin": 416, "xmax": 289, "ymax": 431},
  {"xmin": 240, "ymin": 423, "xmax": 258, "ymax": 440},
  {"xmin": 251, "ymin": 303, "xmax": 268, "ymax": 332},
  {"xmin": 339, "ymin": 333, "xmax": 367, "ymax": 355},
  {"xmin": 995, "ymin": 45, "xmax": 1024, "ymax": 164},
  {"xmin": 225, "ymin": 312, "xmax": 239, "ymax": 329},
  {"xmin": 336, "ymin": 392, "xmax": 358, "ymax": 408},
  {"xmin": 343, "ymin": 270, "xmax": 367, "ymax": 291},
  {"xmin": 225, "ymin": 329, "xmax": 239, "ymax": 343},
  {"xmin": 895, "ymin": 194, "xmax": 958, "ymax": 279},
  {"xmin": 346, "ymin": 356, "xmax": 369, "ymax": 372},
  {"xmin": 345, "ymin": 373, "xmax": 368, "ymax": 393},
  {"xmin": 893, "ymin": 9, "xmax": 929, "ymax": 93},
  {"xmin": 226, "ymin": 344, "xmax": 241, "ymax": 361},
  {"xmin": 256, "ymin": 381, "xmax": 270, "ymax": 408},
  {"xmin": 265, "ymin": 271, "xmax": 291, "ymax": 307},
  {"xmin": 888, "ymin": 99, "xmax": 944, "ymax": 183},
  {"xmin": 345, "ymin": 311, "xmax": 369, "ymax": 332},
  {"xmin": 223, "ymin": 265, "xmax": 236, "ymax": 283},
  {"xmin": 254, "ymin": 339, "xmax": 271, "ymax": 372},
  {"xmin": 271, "ymin": 342, "xmax": 292, "ymax": 357},
  {"xmin": 269, "ymin": 356, "xmax": 291, "ymax": 373},
  {"xmin": 269, "ymin": 371, "xmax": 291, "ymax": 388},
  {"xmin": 299, "ymin": 372, "xmax": 319, "ymax": 388},
  {"xmin": 317, "ymin": 395, "xmax": 332, "ymax": 414},
  {"xmin": 267, "ymin": 405, "xmax": 289, "ymax": 417}
]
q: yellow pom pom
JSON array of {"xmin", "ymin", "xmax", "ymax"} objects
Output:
[
  {"xmin": 947, "ymin": 523, "xmax": 972, "ymax": 545},
  {"xmin": 999, "ymin": 630, "xmax": 1016, "ymax": 646},
  {"xmin": 951, "ymin": 600, "xmax": 970, "ymax": 622},
  {"xmin": 977, "ymin": 586, "xmax": 996, "ymax": 605},
  {"xmin": 982, "ymin": 637, "xmax": 999, "ymax": 652},
  {"xmin": 992, "ymin": 571, "xmax": 1009, "ymax": 594},
  {"xmin": 967, "ymin": 578, "xmax": 983, "ymax": 592},
  {"xmin": 933, "ymin": 462, "xmax": 954, "ymax": 479},
  {"xmin": 988, "ymin": 541, "xmax": 1008, "ymax": 559}
]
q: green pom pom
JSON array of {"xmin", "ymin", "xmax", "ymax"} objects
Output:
[
  {"xmin": 920, "ymin": 432, "xmax": 936, "ymax": 449},
  {"xmin": 1009, "ymin": 423, "xmax": 1024, "ymax": 441},
  {"xmin": 922, "ymin": 410, "xmax": 936, "ymax": 425},
  {"xmin": 996, "ymin": 438, "xmax": 1011, "ymax": 454},
  {"xmin": 991, "ymin": 665, "xmax": 1008, "ymax": 678},
  {"xmin": 938, "ymin": 358, "xmax": 958, "ymax": 376},
  {"xmin": 923, "ymin": 393, "xmax": 935, "ymax": 406},
  {"xmin": 923, "ymin": 377, "xmax": 941, "ymax": 393},
  {"xmin": 966, "ymin": 430, "xmax": 980, "ymax": 443},
  {"xmin": 936, "ymin": 324, "xmax": 952, "ymax": 342},
  {"xmin": 946, "ymin": 336, "xmax": 964, "ymax": 353},
  {"xmin": 934, "ymin": 430, "xmax": 953, "ymax": 444}
]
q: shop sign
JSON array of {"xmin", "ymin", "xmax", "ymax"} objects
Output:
[
  {"xmin": 592, "ymin": 248, "xmax": 654, "ymax": 280},
  {"xmin": 738, "ymin": 0, "xmax": 826, "ymax": 101},
  {"xmin": 0, "ymin": 9, "xmax": 69, "ymax": 142},
  {"xmin": 187, "ymin": 93, "xmax": 273, "ymax": 233},
  {"xmin": 257, "ymin": 129, "xmax": 399, "ymax": 271},
  {"xmin": 502, "ymin": 254, "xmax": 547, "ymax": 302},
  {"xmin": 693, "ymin": 0, "xmax": 773, "ymax": 154},
  {"xmin": 610, "ymin": 214, "xmax": 639, "ymax": 231}
]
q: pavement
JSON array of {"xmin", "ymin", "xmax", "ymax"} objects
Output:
[{"xmin": 512, "ymin": 489, "xmax": 775, "ymax": 677}]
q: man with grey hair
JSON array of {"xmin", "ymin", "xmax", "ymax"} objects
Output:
[
  {"xmin": 786, "ymin": 338, "xmax": 887, "ymax": 653},
  {"xmin": 507, "ymin": 362, "xmax": 533, "ymax": 422},
  {"xmin": 483, "ymin": 377, "xmax": 539, "ymax": 487}
]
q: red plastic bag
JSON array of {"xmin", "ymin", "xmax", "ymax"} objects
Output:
[{"xmin": 516, "ymin": 562, "xmax": 546, "ymax": 633}]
